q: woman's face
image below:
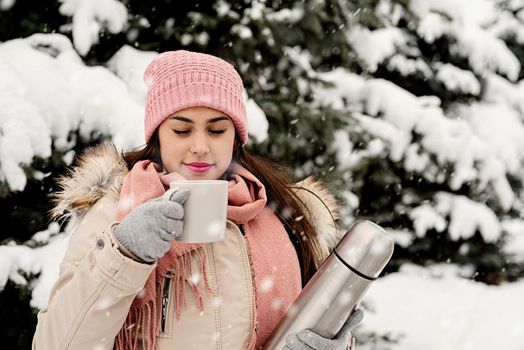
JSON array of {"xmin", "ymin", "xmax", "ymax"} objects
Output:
[{"xmin": 157, "ymin": 106, "xmax": 236, "ymax": 180}]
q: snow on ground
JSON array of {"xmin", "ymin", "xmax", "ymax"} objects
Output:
[{"xmin": 357, "ymin": 264, "xmax": 524, "ymax": 350}]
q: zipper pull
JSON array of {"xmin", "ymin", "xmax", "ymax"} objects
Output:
[{"xmin": 160, "ymin": 274, "xmax": 172, "ymax": 333}]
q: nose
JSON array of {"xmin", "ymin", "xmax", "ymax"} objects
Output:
[{"xmin": 190, "ymin": 132, "xmax": 210, "ymax": 156}]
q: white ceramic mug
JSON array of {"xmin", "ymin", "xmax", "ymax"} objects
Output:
[{"xmin": 169, "ymin": 180, "xmax": 228, "ymax": 243}]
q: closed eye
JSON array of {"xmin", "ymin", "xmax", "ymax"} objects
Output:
[
  {"xmin": 209, "ymin": 130, "xmax": 226, "ymax": 135},
  {"xmin": 172, "ymin": 129, "xmax": 190, "ymax": 135}
]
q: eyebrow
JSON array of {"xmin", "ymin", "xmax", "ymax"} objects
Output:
[{"xmin": 169, "ymin": 116, "xmax": 229, "ymax": 124}]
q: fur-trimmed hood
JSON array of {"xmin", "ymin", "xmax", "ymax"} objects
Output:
[
  {"xmin": 50, "ymin": 144, "xmax": 128, "ymax": 221},
  {"xmin": 51, "ymin": 143, "xmax": 342, "ymax": 257}
]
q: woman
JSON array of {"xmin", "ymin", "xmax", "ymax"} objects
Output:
[{"xmin": 32, "ymin": 50, "xmax": 362, "ymax": 350}]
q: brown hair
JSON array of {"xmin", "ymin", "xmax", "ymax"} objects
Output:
[{"xmin": 122, "ymin": 131, "xmax": 324, "ymax": 285}]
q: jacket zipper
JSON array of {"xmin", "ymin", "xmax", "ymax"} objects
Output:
[{"xmin": 160, "ymin": 273, "xmax": 172, "ymax": 333}]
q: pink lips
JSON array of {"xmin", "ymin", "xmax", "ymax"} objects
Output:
[{"xmin": 185, "ymin": 162, "xmax": 212, "ymax": 173}]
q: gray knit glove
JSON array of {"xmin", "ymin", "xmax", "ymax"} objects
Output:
[
  {"xmin": 113, "ymin": 188, "xmax": 190, "ymax": 263},
  {"xmin": 283, "ymin": 308, "xmax": 364, "ymax": 350}
]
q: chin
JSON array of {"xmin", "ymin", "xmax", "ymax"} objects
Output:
[{"xmin": 187, "ymin": 172, "xmax": 217, "ymax": 180}]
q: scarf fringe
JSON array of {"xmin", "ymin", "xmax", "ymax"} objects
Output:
[
  {"xmin": 115, "ymin": 247, "xmax": 212, "ymax": 350},
  {"xmin": 115, "ymin": 300, "xmax": 157, "ymax": 350},
  {"xmin": 170, "ymin": 246, "xmax": 213, "ymax": 320}
]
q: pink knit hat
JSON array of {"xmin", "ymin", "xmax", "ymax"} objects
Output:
[{"xmin": 143, "ymin": 50, "xmax": 248, "ymax": 145}]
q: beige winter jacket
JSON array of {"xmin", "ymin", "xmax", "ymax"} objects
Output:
[{"xmin": 32, "ymin": 144, "xmax": 342, "ymax": 350}]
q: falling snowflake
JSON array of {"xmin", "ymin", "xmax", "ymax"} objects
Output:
[
  {"xmin": 187, "ymin": 272, "xmax": 200, "ymax": 286},
  {"xmin": 271, "ymin": 297, "xmax": 283, "ymax": 310},
  {"xmin": 260, "ymin": 275, "xmax": 275, "ymax": 292},
  {"xmin": 206, "ymin": 220, "xmax": 225, "ymax": 239}
]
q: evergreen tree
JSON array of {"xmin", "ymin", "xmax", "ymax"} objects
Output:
[{"xmin": 1, "ymin": 0, "xmax": 524, "ymax": 348}]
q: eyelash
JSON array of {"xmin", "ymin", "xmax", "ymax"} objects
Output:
[{"xmin": 172, "ymin": 129, "xmax": 226, "ymax": 135}]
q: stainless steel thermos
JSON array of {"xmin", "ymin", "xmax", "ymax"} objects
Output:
[{"xmin": 263, "ymin": 220, "xmax": 394, "ymax": 349}]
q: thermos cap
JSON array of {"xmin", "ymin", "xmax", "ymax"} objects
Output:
[{"xmin": 334, "ymin": 220, "xmax": 394, "ymax": 279}]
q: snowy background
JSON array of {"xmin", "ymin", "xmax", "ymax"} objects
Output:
[{"xmin": 1, "ymin": 0, "xmax": 524, "ymax": 349}]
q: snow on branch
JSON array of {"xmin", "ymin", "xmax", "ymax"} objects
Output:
[
  {"xmin": 0, "ymin": 223, "xmax": 69, "ymax": 309},
  {"xmin": 0, "ymin": 35, "xmax": 144, "ymax": 192},
  {"xmin": 348, "ymin": 26, "xmax": 407, "ymax": 73},
  {"xmin": 314, "ymin": 68, "xmax": 520, "ymax": 212},
  {"xmin": 409, "ymin": 192, "xmax": 501, "ymax": 242},
  {"xmin": 434, "ymin": 63, "xmax": 481, "ymax": 96},
  {"xmin": 58, "ymin": 0, "xmax": 128, "ymax": 56},
  {"xmin": 410, "ymin": 0, "xmax": 521, "ymax": 81}
]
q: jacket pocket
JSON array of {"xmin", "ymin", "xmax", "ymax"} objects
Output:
[{"xmin": 160, "ymin": 272, "xmax": 172, "ymax": 334}]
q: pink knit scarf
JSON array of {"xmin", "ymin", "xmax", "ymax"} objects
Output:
[{"xmin": 114, "ymin": 160, "xmax": 302, "ymax": 350}]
